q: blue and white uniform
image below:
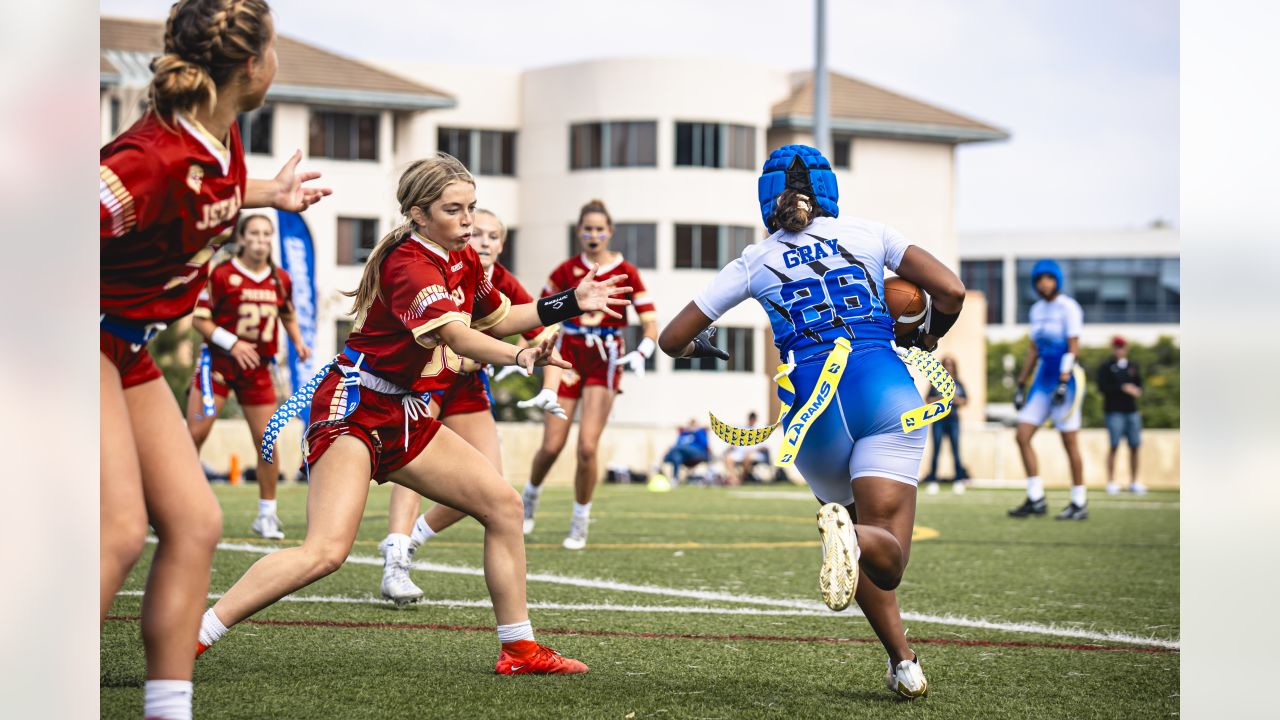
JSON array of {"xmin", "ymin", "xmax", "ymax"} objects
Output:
[
  {"xmin": 694, "ymin": 215, "xmax": 927, "ymax": 505},
  {"xmin": 1017, "ymin": 294, "xmax": 1085, "ymax": 431}
]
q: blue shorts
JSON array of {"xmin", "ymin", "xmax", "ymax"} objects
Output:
[
  {"xmin": 783, "ymin": 343, "xmax": 927, "ymax": 505},
  {"xmin": 1105, "ymin": 411, "xmax": 1142, "ymax": 448}
]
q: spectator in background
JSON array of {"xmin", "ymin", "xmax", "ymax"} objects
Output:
[
  {"xmin": 655, "ymin": 418, "xmax": 710, "ymax": 486},
  {"xmin": 1098, "ymin": 336, "xmax": 1146, "ymax": 495},
  {"xmin": 724, "ymin": 411, "xmax": 768, "ymax": 485},
  {"xmin": 923, "ymin": 356, "xmax": 969, "ymax": 494}
]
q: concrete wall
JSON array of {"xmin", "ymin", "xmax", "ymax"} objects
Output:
[{"xmin": 201, "ymin": 417, "xmax": 1178, "ymax": 490}]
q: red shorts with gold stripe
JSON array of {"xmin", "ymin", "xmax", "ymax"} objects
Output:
[
  {"xmin": 556, "ymin": 332, "xmax": 624, "ymax": 400},
  {"xmin": 190, "ymin": 351, "xmax": 278, "ymax": 406},
  {"xmin": 429, "ymin": 372, "xmax": 492, "ymax": 419},
  {"xmin": 303, "ymin": 370, "xmax": 442, "ymax": 483},
  {"xmin": 101, "ymin": 329, "xmax": 163, "ymax": 389}
]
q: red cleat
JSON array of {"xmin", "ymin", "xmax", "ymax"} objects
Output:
[
  {"xmin": 196, "ymin": 641, "xmax": 210, "ymax": 658},
  {"xmin": 495, "ymin": 640, "xmax": 588, "ymax": 675}
]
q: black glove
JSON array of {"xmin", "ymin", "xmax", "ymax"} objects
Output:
[
  {"xmin": 898, "ymin": 327, "xmax": 938, "ymax": 352},
  {"xmin": 687, "ymin": 327, "xmax": 730, "ymax": 360},
  {"xmin": 1013, "ymin": 387, "xmax": 1026, "ymax": 410},
  {"xmin": 1052, "ymin": 381, "xmax": 1069, "ymax": 406}
]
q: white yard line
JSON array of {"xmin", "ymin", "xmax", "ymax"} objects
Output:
[
  {"xmin": 145, "ymin": 540, "xmax": 1178, "ymax": 649},
  {"xmin": 728, "ymin": 490, "xmax": 1179, "ymax": 510}
]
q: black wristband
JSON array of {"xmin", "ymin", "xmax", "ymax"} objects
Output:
[
  {"xmin": 537, "ymin": 288, "xmax": 582, "ymax": 326},
  {"xmin": 924, "ymin": 306, "xmax": 960, "ymax": 338}
]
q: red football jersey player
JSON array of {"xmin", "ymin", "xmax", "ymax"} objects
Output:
[
  {"xmin": 186, "ymin": 214, "xmax": 311, "ymax": 541},
  {"xmin": 522, "ymin": 199, "xmax": 658, "ymax": 551},
  {"xmin": 198, "ymin": 156, "xmax": 628, "ymax": 675},
  {"xmin": 99, "ymin": 4, "xmax": 330, "ymax": 718}
]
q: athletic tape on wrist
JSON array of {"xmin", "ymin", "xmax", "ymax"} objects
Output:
[{"xmin": 210, "ymin": 326, "xmax": 238, "ymax": 352}]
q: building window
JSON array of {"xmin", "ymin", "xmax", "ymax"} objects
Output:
[
  {"xmin": 674, "ymin": 327, "xmax": 754, "ymax": 372},
  {"xmin": 1015, "ymin": 257, "xmax": 1180, "ymax": 324},
  {"xmin": 236, "ymin": 105, "xmax": 273, "ymax": 156},
  {"xmin": 566, "ymin": 223, "xmax": 657, "ymax": 269},
  {"xmin": 620, "ymin": 326, "xmax": 656, "ymax": 371},
  {"xmin": 675, "ymin": 122, "xmax": 755, "ymax": 169},
  {"xmin": 110, "ymin": 97, "xmax": 121, "ymax": 136},
  {"xmin": 336, "ymin": 217, "xmax": 379, "ymax": 265},
  {"xmin": 334, "ymin": 319, "xmax": 354, "ymax": 356},
  {"xmin": 960, "ymin": 259, "xmax": 1004, "ymax": 325},
  {"xmin": 674, "ymin": 224, "xmax": 756, "ymax": 269},
  {"xmin": 309, "ymin": 110, "xmax": 379, "ymax": 161},
  {"xmin": 832, "ymin": 135, "xmax": 852, "ymax": 169},
  {"xmin": 496, "ymin": 228, "xmax": 517, "ymax": 272},
  {"xmin": 437, "ymin": 127, "xmax": 517, "ymax": 176},
  {"xmin": 570, "ymin": 121, "xmax": 657, "ymax": 169}
]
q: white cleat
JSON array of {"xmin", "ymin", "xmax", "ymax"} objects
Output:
[
  {"xmin": 1128, "ymin": 482, "xmax": 1148, "ymax": 496},
  {"xmin": 885, "ymin": 654, "xmax": 928, "ymax": 699},
  {"xmin": 252, "ymin": 513, "xmax": 285, "ymax": 540},
  {"xmin": 379, "ymin": 538, "xmax": 423, "ymax": 606},
  {"xmin": 1105, "ymin": 483, "xmax": 1121, "ymax": 495},
  {"xmin": 816, "ymin": 503, "xmax": 859, "ymax": 611},
  {"xmin": 562, "ymin": 515, "xmax": 589, "ymax": 550}
]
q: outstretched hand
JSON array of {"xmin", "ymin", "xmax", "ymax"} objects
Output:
[
  {"xmin": 518, "ymin": 330, "xmax": 572, "ymax": 375},
  {"xmin": 573, "ymin": 264, "xmax": 632, "ymax": 320},
  {"xmin": 272, "ymin": 150, "xmax": 332, "ymax": 213}
]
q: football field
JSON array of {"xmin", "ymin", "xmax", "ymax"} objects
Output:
[{"xmin": 102, "ymin": 482, "xmax": 1179, "ymax": 719}]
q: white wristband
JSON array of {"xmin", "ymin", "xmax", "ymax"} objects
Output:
[
  {"xmin": 637, "ymin": 337, "xmax": 657, "ymax": 359},
  {"xmin": 211, "ymin": 327, "xmax": 239, "ymax": 352},
  {"xmin": 1059, "ymin": 352, "xmax": 1076, "ymax": 375}
]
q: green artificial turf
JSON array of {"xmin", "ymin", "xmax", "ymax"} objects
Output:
[{"xmin": 103, "ymin": 483, "xmax": 1179, "ymax": 719}]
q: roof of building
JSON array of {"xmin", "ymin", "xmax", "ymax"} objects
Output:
[
  {"xmin": 100, "ymin": 17, "xmax": 454, "ymax": 111},
  {"xmin": 772, "ymin": 71, "xmax": 1008, "ymax": 144}
]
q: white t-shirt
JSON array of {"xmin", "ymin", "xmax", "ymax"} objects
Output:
[{"xmin": 1028, "ymin": 295, "xmax": 1083, "ymax": 383}]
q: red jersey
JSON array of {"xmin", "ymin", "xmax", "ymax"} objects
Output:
[
  {"xmin": 489, "ymin": 262, "xmax": 551, "ymax": 343},
  {"xmin": 346, "ymin": 234, "xmax": 509, "ymax": 392},
  {"xmin": 194, "ymin": 259, "xmax": 295, "ymax": 357},
  {"xmin": 543, "ymin": 254, "xmax": 655, "ymax": 330},
  {"xmin": 101, "ymin": 112, "xmax": 247, "ymax": 324}
]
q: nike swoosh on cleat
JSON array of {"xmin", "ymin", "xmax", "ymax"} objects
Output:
[{"xmin": 511, "ymin": 664, "xmax": 526, "ymax": 672}]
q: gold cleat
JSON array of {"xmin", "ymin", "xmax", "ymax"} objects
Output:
[{"xmin": 816, "ymin": 503, "xmax": 859, "ymax": 611}]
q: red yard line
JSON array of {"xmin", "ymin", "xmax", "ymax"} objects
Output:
[{"xmin": 104, "ymin": 615, "xmax": 1176, "ymax": 654}]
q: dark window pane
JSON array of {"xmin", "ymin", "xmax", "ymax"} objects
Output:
[
  {"xmin": 111, "ymin": 97, "xmax": 121, "ymax": 136},
  {"xmin": 332, "ymin": 113, "xmax": 353, "ymax": 159},
  {"xmin": 570, "ymin": 123, "xmax": 601, "ymax": 169},
  {"xmin": 961, "ymin": 259, "xmax": 1003, "ymax": 325},
  {"xmin": 612, "ymin": 223, "xmax": 657, "ymax": 269},
  {"xmin": 336, "ymin": 217, "xmax": 354, "ymax": 265},
  {"xmin": 308, "ymin": 112, "xmax": 325, "ymax": 157},
  {"xmin": 728, "ymin": 226, "xmax": 754, "ymax": 260},
  {"xmin": 568, "ymin": 224, "xmax": 580, "ymax": 257},
  {"xmin": 675, "ymin": 122, "xmax": 694, "ymax": 166},
  {"xmin": 698, "ymin": 225, "xmax": 719, "ymax": 269},
  {"xmin": 728, "ymin": 124, "xmax": 755, "ymax": 170},
  {"xmin": 497, "ymin": 228, "xmax": 516, "ymax": 272},
  {"xmin": 357, "ymin": 115, "xmax": 378, "ymax": 160},
  {"xmin": 726, "ymin": 327, "xmax": 754, "ymax": 372},
  {"xmin": 632, "ymin": 121, "xmax": 657, "ymax": 166},
  {"xmin": 438, "ymin": 127, "xmax": 471, "ymax": 167},
  {"xmin": 479, "ymin": 130, "xmax": 502, "ymax": 175},
  {"xmin": 675, "ymin": 224, "xmax": 694, "ymax": 268},
  {"xmin": 501, "ymin": 131, "xmax": 517, "ymax": 175},
  {"xmin": 335, "ymin": 320, "xmax": 354, "ymax": 356},
  {"xmin": 700, "ymin": 123, "xmax": 720, "ymax": 167},
  {"xmin": 832, "ymin": 135, "xmax": 852, "ymax": 169}
]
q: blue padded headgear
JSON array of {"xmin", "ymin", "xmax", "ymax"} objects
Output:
[
  {"xmin": 758, "ymin": 145, "xmax": 839, "ymax": 233},
  {"xmin": 1030, "ymin": 258, "xmax": 1064, "ymax": 293}
]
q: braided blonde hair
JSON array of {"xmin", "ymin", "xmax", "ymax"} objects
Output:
[{"xmin": 149, "ymin": 0, "xmax": 273, "ymax": 119}]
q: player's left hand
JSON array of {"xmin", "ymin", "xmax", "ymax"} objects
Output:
[
  {"xmin": 687, "ymin": 327, "xmax": 730, "ymax": 361},
  {"xmin": 296, "ymin": 343, "xmax": 312, "ymax": 363},
  {"xmin": 574, "ymin": 264, "xmax": 632, "ymax": 319},
  {"xmin": 492, "ymin": 364, "xmax": 523, "ymax": 383},
  {"xmin": 1052, "ymin": 381, "xmax": 1069, "ymax": 406},
  {"xmin": 518, "ymin": 331, "xmax": 571, "ymax": 375},
  {"xmin": 618, "ymin": 349, "xmax": 647, "ymax": 376},
  {"xmin": 272, "ymin": 150, "xmax": 332, "ymax": 212},
  {"xmin": 516, "ymin": 388, "xmax": 568, "ymax": 419}
]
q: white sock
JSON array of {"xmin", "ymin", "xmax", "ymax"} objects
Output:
[
  {"xmin": 144, "ymin": 680, "xmax": 192, "ymax": 720},
  {"xmin": 572, "ymin": 501, "xmax": 591, "ymax": 520},
  {"xmin": 409, "ymin": 516, "xmax": 436, "ymax": 550},
  {"xmin": 258, "ymin": 499, "xmax": 277, "ymax": 516},
  {"xmin": 1026, "ymin": 476, "xmax": 1045, "ymax": 502},
  {"xmin": 198, "ymin": 608, "xmax": 228, "ymax": 647},
  {"xmin": 382, "ymin": 533, "xmax": 411, "ymax": 560},
  {"xmin": 497, "ymin": 619, "xmax": 535, "ymax": 644},
  {"xmin": 1071, "ymin": 484, "xmax": 1087, "ymax": 507},
  {"xmin": 523, "ymin": 483, "xmax": 542, "ymax": 501}
]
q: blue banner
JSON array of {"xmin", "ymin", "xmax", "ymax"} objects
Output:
[{"xmin": 276, "ymin": 210, "xmax": 318, "ymax": 415}]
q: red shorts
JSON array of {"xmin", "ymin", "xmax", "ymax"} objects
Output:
[
  {"xmin": 429, "ymin": 372, "xmax": 492, "ymax": 419},
  {"xmin": 191, "ymin": 351, "xmax": 278, "ymax": 407},
  {"xmin": 303, "ymin": 369, "xmax": 442, "ymax": 483},
  {"xmin": 557, "ymin": 333, "xmax": 624, "ymax": 400},
  {"xmin": 101, "ymin": 329, "xmax": 163, "ymax": 389}
]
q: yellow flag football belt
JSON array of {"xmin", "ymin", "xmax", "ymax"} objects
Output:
[{"xmin": 709, "ymin": 341, "xmax": 956, "ymax": 468}]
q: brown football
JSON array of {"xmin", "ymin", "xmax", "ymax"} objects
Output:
[{"xmin": 884, "ymin": 276, "xmax": 927, "ymax": 339}]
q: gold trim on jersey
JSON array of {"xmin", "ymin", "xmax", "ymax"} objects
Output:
[
  {"xmin": 471, "ymin": 292, "xmax": 511, "ymax": 332},
  {"xmin": 192, "ymin": 307, "xmax": 213, "ymax": 320},
  {"xmin": 412, "ymin": 312, "xmax": 471, "ymax": 349},
  {"xmin": 529, "ymin": 324, "xmax": 560, "ymax": 346},
  {"xmin": 638, "ymin": 310, "xmax": 658, "ymax": 323},
  {"xmin": 99, "ymin": 165, "xmax": 136, "ymax": 237}
]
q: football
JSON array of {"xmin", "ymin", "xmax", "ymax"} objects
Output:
[{"xmin": 884, "ymin": 276, "xmax": 928, "ymax": 338}]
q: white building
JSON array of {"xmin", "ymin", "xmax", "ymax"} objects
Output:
[
  {"xmin": 101, "ymin": 17, "xmax": 1007, "ymax": 426},
  {"xmin": 959, "ymin": 225, "xmax": 1180, "ymax": 346}
]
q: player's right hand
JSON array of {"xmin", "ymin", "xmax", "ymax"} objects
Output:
[
  {"xmin": 1013, "ymin": 388, "xmax": 1026, "ymax": 410},
  {"xmin": 687, "ymin": 327, "xmax": 730, "ymax": 361},
  {"xmin": 517, "ymin": 388, "xmax": 568, "ymax": 419},
  {"xmin": 492, "ymin": 364, "xmax": 523, "ymax": 383},
  {"xmin": 231, "ymin": 340, "xmax": 261, "ymax": 370}
]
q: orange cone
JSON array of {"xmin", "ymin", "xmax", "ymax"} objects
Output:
[{"xmin": 229, "ymin": 453, "xmax": 241, "ymax": 486}]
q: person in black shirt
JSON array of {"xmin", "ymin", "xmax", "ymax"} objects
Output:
[
  {"xmin": 924, "ymin": 356, "xmax": 969, "ymax": 494},
  {"xmin": 1097, "ymin": 336, "xmax": 1145, "ymax": 494}
]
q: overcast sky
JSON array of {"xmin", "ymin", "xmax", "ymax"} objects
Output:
[{"xmin": 101, "ymin": 0, "xmax": 1178, "ymax": 234}]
